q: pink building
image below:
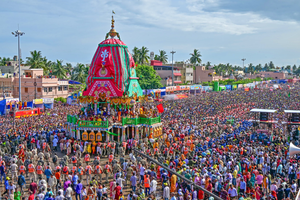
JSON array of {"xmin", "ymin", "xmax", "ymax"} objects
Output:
[
  {"xmin": 0, "ymin": 69, "xmax": 70, "ymax": 101},
  {"xmin": 193, "ymin": 66, "xmax": 223, "ymax": 83},
  {"xmin": 245, "ymin": 71, "xmax": 286, "ymax": 79},
  {"xmin": 152, "ymin": 61, "xmax": 182, "ymax": 86}
]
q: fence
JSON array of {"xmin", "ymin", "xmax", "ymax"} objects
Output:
[{"xmin": 132, "ymin": 148, "xmax": 222, "ymax": 200}]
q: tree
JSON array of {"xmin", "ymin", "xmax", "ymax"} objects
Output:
[
  {"xmin": 292, "ymin": 64, "xmax": 297, "ymax": 71},
  {"xmin": 189, "ymin": 49, "xmax": 202, "ymax": 65},
  {"xmin": 51, "ymin": 60, "xmax": 67, "ymax": 79},
  {"xmin": 139, "ymin": 46, "xmax": 150, "ymax": 65},
  {"xmin": 269, "ymin": 61, "xmax": 275, "ymax": 69},
  {"xmin": 0, "ymin": 57, "xmax": 11, "ymax": 66},
  {"xmin": 64, "ymin": 63, "xmax": 73, "ymax": 76},
  {"xmin": 71, "ymin": 63, "xmax": 88, "ymax": 83},
  {"xmin": 136, "ymin": 64, "xmax": 162, "ymax": 89},
  {"xmin": 256, "ymin": 64, "xmax": 262, "ymax": 72},
  {"xmin": 132, "ymin": 47, "xmax": 140, "ymax": 64},
  {"xmin": 285, "ymin": 65, "xmax": 291, "ymax": 71},
  {"xmin": 263, "ymin": 63, "xmax": 270, "ymax": 71},
  {"xmin": 156, "ymin": 50, "xmax": 168, "ymax": 64},
  {"xmin": 26, "ymin": 50, "xmax": 46, "ymax": 70},
  {"xmin": 154, "ymin": 55, "xmax": 160, "ymax": 61}
]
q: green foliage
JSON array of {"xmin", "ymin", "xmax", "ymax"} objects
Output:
[
  {"xmin": 190, "ymin": 49, "xmax": 202, "ymax": 65},
  {"xmin": 54, "ymin": 97, "xmax": 67, "ymax": 103},
  {"xmin": 51, "ymin": 60, "xmax": 67, "ymax": 79},
  {"xmin": 136, "ymin": 64, "xmax": 163, "ymax": 89},
  {"xmin": 0, "ymin": 57, "xmax": 11, "ymax": 66},
  {"xmin": 132, "ymin": 46, "xmax": 150, "ymax": 65},
  {"xmin": 26, "ymin": 50, "xmax": 46, "ymax": 70},
  {"xmin": 156, "ymin": 50, "xmax": 168, "ymax": 64},
  {"xmin": 201, "ymin": 77, "xmax": 273, "ymax": 87},
  {"xmin": 71, "ymin": 63, "xmax": 89, "ymax": 83}
]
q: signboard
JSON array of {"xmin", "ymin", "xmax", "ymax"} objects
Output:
[
  {"xmin": 6, "ymin": 98, "xmax": 19, "ymax": 105},
  {"xmin": 34, "ymin": 99, "xmax": 43, "ymax": 104},
  {"xmin": 190, "ymin": 86, "xmax": 195, "ymax": 90},
  {"xmin": 42, "ymin": 98, "xmax": 54, "ymax": 104}
]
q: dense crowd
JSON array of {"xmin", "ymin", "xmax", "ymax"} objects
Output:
[{"xmin": 1, "ymin": 84, "xmax": 300, "ymax": 200}]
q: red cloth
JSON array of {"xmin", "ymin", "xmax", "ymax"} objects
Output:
[{"xmin": 157, "ymin": 104, "xmax": 164, "ymax": 113}]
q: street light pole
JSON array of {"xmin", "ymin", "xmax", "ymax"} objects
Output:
[
  {"xmin": 242, "ymin": 58, "xmax": 246, "ymax": 68},
  {"xmin": 171, "ymin": 51, "xmax": 176, "ymax": 86},
  {"xmin": 12, "ymin": 30, "xmax": 25, "ymax": 102}
]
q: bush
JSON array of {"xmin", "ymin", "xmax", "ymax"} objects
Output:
[{"xmin": 54, "ymin": 97, "xmax": 67, "ymax": 103}]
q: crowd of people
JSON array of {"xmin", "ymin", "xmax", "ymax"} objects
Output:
[{"xmin": 0, "ymin": 83, "xmax": 300, "ymax": 200}]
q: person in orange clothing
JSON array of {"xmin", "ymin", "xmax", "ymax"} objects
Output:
[
  {"xmin": 144, "ymin": 174, "xmax": 150, "ymax": 195},
  {"xmin": 190, "ymin": 142, "xmax": 195, "ymax": 151}
]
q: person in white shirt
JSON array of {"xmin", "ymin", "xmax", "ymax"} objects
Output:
[
  {"xmin": 65, "ymin": 183, "xmax": 73, "ymax": 200},
  {"xmin": 55, "ymin": 190, "xmax": 65, "ymax": 200},
  {"xmin": 150, "ymin": 178, "xmax": 157, "ymax": 194}
]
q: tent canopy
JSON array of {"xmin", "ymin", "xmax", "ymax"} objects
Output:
[
  {"xmin": 284, "ymin": 110, "xmax": 300, "ymax": 114},
  {"xmin": 250, "ymin": 109, "xmax": 277, "ymax": 113}
]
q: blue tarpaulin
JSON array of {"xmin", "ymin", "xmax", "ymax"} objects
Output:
[
  {"xmin": 0, "ymin": 99, "xmax": 6, "ymax": 115},
  {"xmin": 69, "ymin": 80, "xmax": 82, "ymax": 85},
  {"xmin": 225, "ymin": 85, "xmax": 232, "ymax": 90}
]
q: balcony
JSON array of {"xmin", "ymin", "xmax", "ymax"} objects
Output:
[
  {"xmin": 68, "ymin": 115, "xmax": 161, "ymax": 128},
  {"xmin": 122, "ymin": 116, "xmax": 161, "ymax": 126},
  {"xmin": 78, "ymin": 120, "xmax": 109, "ymax": 128},
  {"xmin": 173, "ymin": 70, "xmax": 182, "ymax": 76}
]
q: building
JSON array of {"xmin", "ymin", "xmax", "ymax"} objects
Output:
[
  {"xmin": 151, "ymin": 60, "xmax": 182, "ymax": 86},
  {"xmin": 0, "ymin": 69, "xmax": 70, "ymax": 101},
  {"xmin": 193, "ymin": 66, "xmax": 223, "ymax": 83},
  {"xmin": 173, "ymin": 63, "xmax": 194, "ymax": 84},
  {"xmin": 245, "ymin": 71, "xmax": 286, "ymax": 79},
  {"xmin": 0, "ymin": 55, "xmax": 30, "ymax": 75}
]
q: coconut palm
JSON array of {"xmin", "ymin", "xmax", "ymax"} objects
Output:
[
  {"xmin": 139, "ymin": 46, "xmax": 150, "ymax": 65},
  {"xmin": 52, "ymin": 60, "xmax": 67, "ymax": 79},
  {"xmin": 0, "ymin": 57, "xmax": 11, "ymax": 66},
  {"xmin": 64, "ymin": 63, "xmax": 73, "ymax": 76},
  {"xmin": 26, "ymin": 50, "xmax": 45, "ymax": 69},
  {"xmin": 71, "ymin": 63, "xmax": 88, "ymax": 83},
  {"xmin": 157, "ymin": 50, "xmax": 168, "ymax": 63},
  {"xmin": 132, "ymin": 47, "xmax": 140, "ymax": 64},
  {"xmin": 189, "ymin": 49, "xmax": 202, "ymax": 65}
]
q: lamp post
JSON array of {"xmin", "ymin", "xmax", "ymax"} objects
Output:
[
  {"xmin": 242, "ymin": 58, "xmax": 246, "ymax": 68},
  {"xmin": 171, "ymin": 50, "xmax": 176, "ymax": 86},
  {"xmin": 12, "ymin": 30, "xmax": 25, "ymax": 102}
]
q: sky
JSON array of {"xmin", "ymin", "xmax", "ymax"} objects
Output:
[{"xmin": 0, "ymin": 0, "xmax": 300, "ymax": 67}]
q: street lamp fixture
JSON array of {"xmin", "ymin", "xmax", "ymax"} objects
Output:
[
  {"xmin": 12, "ymin": 30, "xmax": 25, "ymax": 102},
  {"xmin": 241, "ymin": 58, "xmax": 246, "ymax": 68},
  {"xmin": 171, "ymin": 51, "xmax": 176, "ymax": 86}
]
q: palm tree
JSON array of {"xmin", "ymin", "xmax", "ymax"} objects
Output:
[
  {"xmin": 154, "ymin": 55, "xmax": 160, "ymax": 61},
  {"xmin": 132, "ymin": 47, "xmax": 140, "ymax": 64},
  {"xmin": 139, "ymin": 46, "xmax": 150, "ymax": 65},
  {"xmin": 71, "ymin": 63, "xmax": 88, "ymax": 83},
  {"xmin": 157, "ymin": 50, "xmax": 168, "ymax": 64},
  {"xmin": 43, "ymin": 57, "xmax": 54, "ymax": 75},
  {"xmin": 0, "ymin": 57, "xmax": 11, "ymax": 66},
  {"xmin": 26, "ymin": 50, "xmax": 45, "ymax": 69},
  {"xmin": 52, "ymin": 60, "xmax": 67, "ymax": 79},
  {"xmin": 293, "ymin": 64, "xmax": 297, "ymax": 71},
  {"xmin": 189, "ymin": 49, "xmax": 202, "ymax": 65},
  {"xmin": 256, "ymin": 64, "xmax": 262, "ymax": 72},
  {"xmin": 64, "ymin": 63, "xmax": 73, "ymax": 76}
]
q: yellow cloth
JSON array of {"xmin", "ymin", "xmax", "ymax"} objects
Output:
[
  {"xmin": 170, "ymin": 174, "xmax": 177, "ymax": 193},
  {"xmin": 232, "ymin": 170, "xmax": 237, "ymax": 178},
  {"xmin": 87, "ymin": 144, "xmax": 92, "ymax": 154}
]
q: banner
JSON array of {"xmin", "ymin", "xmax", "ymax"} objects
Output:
[
  {"xmin": 6, "ymin": 98, "xmax": 19, "ymax": 106},
  {"xmin": 42, "ymin": 98, "xmax": 54, "ymax": 104},
  {"xmin": 34, "ymin": 99, "xmax": 43, "ymax": 104}
]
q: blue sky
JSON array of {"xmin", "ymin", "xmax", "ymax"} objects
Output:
[{"xmin": 1, "ymin": 0, "xmax": 300, "ymax": 67}]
